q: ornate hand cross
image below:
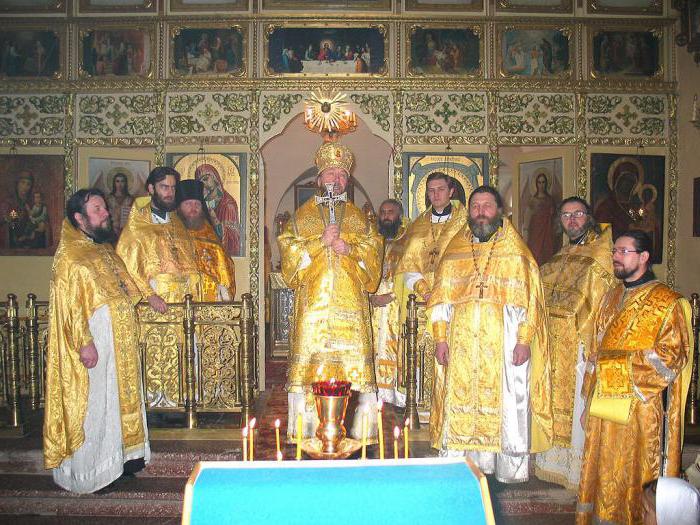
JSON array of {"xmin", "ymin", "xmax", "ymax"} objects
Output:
[{"xmin": 315, "ymin": 183, "xmax": 347, "ymax": 224}]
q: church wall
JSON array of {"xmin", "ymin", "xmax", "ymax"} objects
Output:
[{"xmin": 0, "ymin": 0, "xmax": 693, "ymax": 336}]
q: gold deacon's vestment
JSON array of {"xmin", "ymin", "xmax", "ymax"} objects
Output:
[
  {"xmin": 44, "ymin": 220, "xmax": 149, "ymax": 493},
  {"xmin": 189, "ymin": 221, "xmax": 236, "ymax": 302},
  {"xmin": 395, "ymin": 201, "xmax": 466, "ymax": 300},
  {"xmin": 116, "ymin": 196, "xmax": 200, "ymax": 303},
  {"xmin": 372, "ymin": 224, "xmax": 408, "ymax": 406},
  {"xmin": 576, "ymin": 280, "xmax": 693, "ymax": 525},
  {"xmin": 278, "ymin": 197, "xmax": 382, "ymax": 394},
  {"xmin": 535, "ymin": 226, "xmax": 615, "ymax": 489},
  {"xmin": 429, "ymin": 218, "xmax": 552, "ymax": 482}
]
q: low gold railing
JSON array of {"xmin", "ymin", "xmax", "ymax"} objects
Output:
[{"xmin": 0, "ymin": 293, "xmax": 258, "ymax": 432}]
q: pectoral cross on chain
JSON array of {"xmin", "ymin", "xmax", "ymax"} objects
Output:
[
  {"xmin": 476, "ymin": 280, "xmax": 487, "ymax": 299},
  {"xmin": 315, "ymin": 183, "xmax": 347, "ymax": 224},
  {"xmin": 428, "ymin": 247, "xmax": 440, "ymax": 267}
]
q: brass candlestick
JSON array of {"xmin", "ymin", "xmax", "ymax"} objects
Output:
[{"xmin": 314, "ymin": 394, "xmax": 349, "ymax": 454}]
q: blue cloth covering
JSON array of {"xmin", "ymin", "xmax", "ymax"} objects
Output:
[{"xmin": 187, "ymin": 459, "xmax": 490, "ymax": 525}]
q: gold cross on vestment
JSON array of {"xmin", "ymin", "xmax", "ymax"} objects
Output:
[
  {"xmin": 428, "ymin": 247, "xmax": 440, "ymax": 267},
  {"xmin": 475, "ymin": 280, "xmax": 487, "ymax": 299}
]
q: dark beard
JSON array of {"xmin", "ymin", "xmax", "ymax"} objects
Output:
[
  {"xmin": 84, "ymin": 222, "xmax": 116, "ymax": 244},
  {"xmin": 613, "ymin": 266, "xmax": 635, "ymax": 280},
  {"xmin": 468, "ymin": 213, "xmax": 503, "ymax": 241},
  {"xmin": 152, "ymin": 192, "xmax": 176, "ymax": 212},
  {"xmin": 378, "ymin": 218, "xmax": 401, "ymax": 239}
]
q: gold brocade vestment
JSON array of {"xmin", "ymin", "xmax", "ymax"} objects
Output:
[
  {"xmin": 116, "ymin": 196, "xmax": 200, "ymax": 302},
  {"xmin": 541, "ymin": 226, "xmax": 615, "ymax": 447},
  {"xmin": 189, "ymin": 222, "xmax": 236, "ymax": 301},
  {"xmin": 278, "ymin": 198, "xmax": 382, "ymax": 393},
  {"xmin": 428, "ymin": 219, "xmax": 552, "ymax": 453},
  {"xmin": 395, "ymin": 201, "xmax": 466, "ymax": 300},
  {"xmin": 576, "ymin": 281, "xmax": 693, "ymax": 525},
  {"xmin": 372, "ymin": 225, "xmax": 408, "ymax": 404},
  {"xmin": 44, "ymin": 220, "xmax": 145, "ymax": 469}
]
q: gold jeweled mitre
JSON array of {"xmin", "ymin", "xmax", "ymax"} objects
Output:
[{"xmin": 314, "ymin": 142, "xmax": 354, "ymax": 175}]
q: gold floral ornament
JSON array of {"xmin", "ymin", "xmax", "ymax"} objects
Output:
[{"xmin": 304, "ymin": 90, "xmax": 357, "ymax": 141}]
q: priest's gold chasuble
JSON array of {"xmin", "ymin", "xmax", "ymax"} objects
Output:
[
  {"xmin": 44, "ymin": 220, "xmax": 145, "ymax": 469},
  {"xmin": 116, "ymin": 196, "xmax": 200, "ymax": 302},
  {"xmin": 576, "ymin": 281, "xmax": 693, "ymax": 525},
  {"xmin": 395, "ymin": 201, "xmax": 466, "ymax": 299},
  {"xmin": 372, "ymin": 225, "xmax": 408, "ymax": 405},
  {"xmin": 535, "ymin": 226, "xmax": 615, "ymax": 488},
  {"xmin": 278, "ymin": 198, "xmax": 383, "ymax": 393},
  {"xmin": 428, "ymin": 219, "xmax": 552, "ymax": 454},
  {"xmin": 189, "ymin": 222, "xmax": 236, "ymax": 302}
]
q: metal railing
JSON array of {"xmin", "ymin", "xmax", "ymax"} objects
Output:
[{"xmin": 0, "ymin": 293, "xmax": 258, "ymax": 432}]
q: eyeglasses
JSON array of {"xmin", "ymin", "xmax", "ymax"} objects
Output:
[
  {"xmin": 560, "ymin": 211, "xmax": 587, "ymax": 220},
  {"xmin": 611, "ymin": 248, "xmax": 641, "ymax": 255}
]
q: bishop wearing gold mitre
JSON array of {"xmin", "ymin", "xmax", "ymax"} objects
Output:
[
  {"xmin": 116, "ymin": 166, "xmax": 201, "ymax": 312},
  {"xmin": 370, "ymin": 198, "xmax": 409, "ymax": 407},
  {"xmin": 176, "ymin": 179, "xmax": 236, "ymax": 302},
  {"xmin": 45, "ymin": 189, "xmax": 149, "ymax": 494},
  {"xmin": 395, "ymin": 172, "xmax": 466, "ymax": 331},
  {"xmin": 278, "ymin": 141, "xmax": 383, "ymax": 440},
  {"xmin": 535, "ymin": 197, "xmax": 615, "ymax": 489},
  {"xmin": 429, "ymin": 186, "xmax": 552, "ymax": 483},
  {"xmin": 577, "ymin": 231, "xmax": 693, "ymax": 525}
]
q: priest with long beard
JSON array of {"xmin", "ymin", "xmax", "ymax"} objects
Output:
[
  {"xmin": 44, "ymin": 189, "xmax": 149, "ymax": 493},
  {"xmin": 429, "ymin": 185, "xmax": 552, "ymax": 482}
]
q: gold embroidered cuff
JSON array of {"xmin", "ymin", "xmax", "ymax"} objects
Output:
[
  {"xmin": 414, "ymin": 279, "xmax": 429, "ymax": 298},
  {"xmin": 433, "ymin": 320, "xmax": 448, "ymax": 343},
  {"xmin": 516, "ymin": 323, "xmax": 534, "ymax": 345}
]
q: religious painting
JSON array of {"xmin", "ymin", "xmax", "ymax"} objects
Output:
[
  {"xmin": 170, "ymin": 25, "xmax": 245, "ymax": 78},
  {"xmin": 168, "ymin": 152, "xmax": 247, "ymax": 258},
  {"xmin": 496, "ymin": 0, "xmax": 572, "ymax": 13},
  {"xmin": 405, "ymin": 0, "xmax": 483, "ymax": 13},
  {"xmin": 407, "ymin": 25, "xmax": 482, "ymax": 77},
  {"xmin": 0, "ymin": 30, "xmax": 62, "ymax": 79},
  {"xmin": 498, "ymin": 25, "xmax": 572, "ymax": 78},
  {"xmin": 402, "ymin": 152, "xmax": 488, "ymax": 219},
  {"xmin": 265, "ymin": 24, "xmax": 388, "ymax": 77},
  {"xmin": 0, "ymin": 155, "xmax": 64, "ymax": 256},
  {"xmin": 262, "ymin": 0, "xmax": 390, "ymax": 10},
  {"xmin": 168, "ymin": 0, "xmax": 248, "ymax": 12},
  {"xmin": 79, "ymin": 26, "xmax": 153, "ymax": 78},
  {"xmin": 587, "ymin": 0, "xmax": 662, "ymax": 15},
  {"xmin": 590, "ymin": 29, "xmax": 662, "ymax": 79},
  {"xmin": 0, "ymin": 1, "xmax": 65, "ymax": 14},
  {"xmin": 694, "ymin": 177, "xmax": 700, "ymax": 238},
  {"xmin": 590, "ymin": 153, "xmax": 665, "ymax": 264},
  {"xmin": 517, "ymin": 157, "xmax": 563, "ymax": 266},
  {"xmin": 78, "ymin": 0, "xmax": 157, "ymax": 14},
  {"xmin": 88, "ymin": 157, "xmax": 150, "ymax": 239}
]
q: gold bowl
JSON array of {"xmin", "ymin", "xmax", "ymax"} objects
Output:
[{"xmin": 301, "ymin": 437, "xmax": 362, "ymax": 460}]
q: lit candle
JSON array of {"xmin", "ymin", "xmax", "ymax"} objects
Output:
[
  {"xmin": 296, "ymin": 412, "xmax": 303, "ymax": 460},
  {"xmin": 377, "ymin": 400, "xmax": 385, "ymax": 460},
  {"xmin": 277, "ymin": 450, "xmax": 283, "ymax": 462},
  {"xmin": 249, "ymin": 418, "xmax": 256, "ymax": 461},
  {"xmin": 404, "ymin": 418, "xmax": 409, "ymax": 459},
  {"xmin": 361, "ymin": 407, "xmax": 368, "ymax": 460},
  {"xmin": 242, "ymin": 425, "xmax": 248, "ymax": 462},
  {"xmin": 393, "ymin": 426, "xmax": 400, "ymax": 460},
  {"xmin": 275, "ymin": 418, "xmax": 281, "ymax": 459}
]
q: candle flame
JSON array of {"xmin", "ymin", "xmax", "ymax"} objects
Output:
[
  {"xmin": 377, "ymin": 400, "xmax": 384, "ymax": 411},
  {"xmin": 404, "ymin": 418, "xmax": 410, "ymax": 427},
  {"xmin": 250, "ymin": 417, "xmax": 257, "ymax": 429},
  {"xmin": 242, "ymin": 426, "xmax": 248, "ymax": 437},
  {"xmin": 275, "ymin": 418, "xmax": 280, "ymax": 428},
  {"xmin": 394, "ymin": 426, "xmax": 400, "ymax": 438},
  {"xmin": 329, "ymin": 377, "xmax": 336, "ymax": 384},
  {"xmin": 277, "ymin": 451, "xmax": 283, "ymax": 461}
]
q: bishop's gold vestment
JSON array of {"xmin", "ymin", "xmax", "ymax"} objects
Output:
[
  {"xmin": 428, "ymin": 219, "xmax": 552, "ymax": 456},
  {"xmin": 576, "ymin": 281, "xmax": 693, "ymax": 525},
  {"xmin": 395, "ymin": 201, "xmax": 466, "ymax": 299},
  {"xmin": 372, "ymin": 224, "xmax": 408, "ymax": 405},
  {"xmin": 116, "ymin": 196, "xmax": 200, "ymax": 302},
  {"xmin": 44, "ymin": 220, "xmax": 146, "ymax": 471},
  {"xmin": 189, "ymin": 222, "xmax": 236, "ymax": 301},
  {"xmin": 278, "ymin": 198, "xmax": 382, "ymax": 393},
  {"xmin": 535, "ymin": 226, "xmax": 615, "ymax": 488}
]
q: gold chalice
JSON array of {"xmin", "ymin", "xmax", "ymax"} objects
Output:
[{"xmin": 314, "ymin": 394, "xmax": 349, "ymax": 454}]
